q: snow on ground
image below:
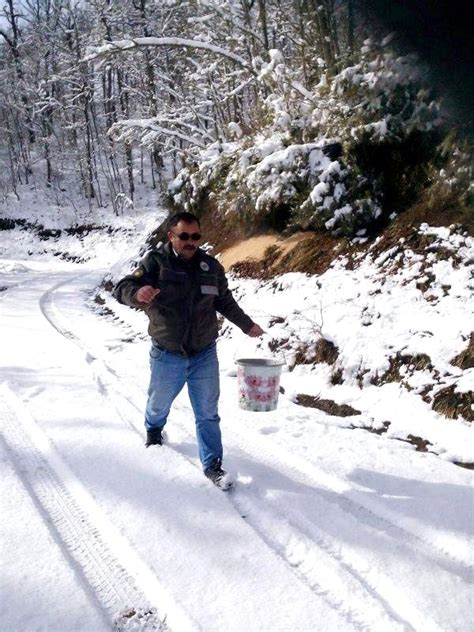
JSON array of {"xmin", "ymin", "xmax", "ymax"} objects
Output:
[
  {"xmin": 218, "ymin": 225, "xmax": 474, "ymax": 465},
  {"xmin": 0, "ymin": 205, "xmax": 473, "ymax": 631}
]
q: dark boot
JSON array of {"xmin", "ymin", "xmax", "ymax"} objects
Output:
[
  {"xmin": 204, "ymin": 458, "xmax": 233, "ymax": 491},
  {"xmin": 145, "ymin": 427, "xmax": 163, "ymax": 447}
]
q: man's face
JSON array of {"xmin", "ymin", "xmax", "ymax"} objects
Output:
[{"xmin": 167, "ymin": 220, "xmax": 202, "ymax": 260}]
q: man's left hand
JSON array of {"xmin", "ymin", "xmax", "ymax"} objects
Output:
[{"xmin": 247, "ymin": 323, "xmax": 265, "ymax": 337}]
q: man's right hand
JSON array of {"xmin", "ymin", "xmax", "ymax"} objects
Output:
[{"xmin": 135, "ymin": 285, "xmax": 160, "ymax": 304}]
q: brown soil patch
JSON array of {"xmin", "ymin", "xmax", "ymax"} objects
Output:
[
  {"xmin": 217, "ymin": 232, "xmax": 312, "ymax": 271},
  {"xmin": 218, "ymin": 235, "xmax": 280, "ymax": 270},
  {"xmin": 367, "ymin": 216, "xmax": 469, "ymax": 266},
  {"xmin": 395, "ymin": 434, "xmax": 434, "ymax": 453},
  {"xmin": 274, "ymin": 233, "xmax": 353, "ymax": 275},
  {"xmin": 224, "ymin": 231, "xmax": 355, "ymax": 277},
  {"xmin": 295, "ymin": 394, "xmax": 361, "ymax": 417},
  {"xmin": 354, "ymin": 421, "xmax": 391, "ymax": 435}
]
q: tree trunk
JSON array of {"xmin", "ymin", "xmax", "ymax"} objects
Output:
[
  {"xmin": 257, "ymin": 0, "xmax": 269, "ymax": 52},
  {"xmin": 126, "ymin": 145, "xmax": 134, "ymax": 201},
  {"xmin": 347, "ymin": 0, "xmax": 355, "ymax": 56}
]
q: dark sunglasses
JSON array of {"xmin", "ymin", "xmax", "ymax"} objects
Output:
[{"xmin": 171, "ymin": 231, "xmax": 202, "ymax": 241}]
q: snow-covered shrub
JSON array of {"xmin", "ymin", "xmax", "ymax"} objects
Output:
[
  {"xmin": 169, "ymin": 41, "xmax": 443, "ymax": 237},
  {"xmin": 290, "ymin": 43, "xmax": 444, "ymax": 235},
  {"xmin": 316, "ymin": 43, "xmax": 440, "ymax": 141}
]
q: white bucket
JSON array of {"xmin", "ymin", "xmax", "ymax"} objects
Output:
[{"xmin": 236, "ymin": 358, "xmax": 284, "ymax": 412}]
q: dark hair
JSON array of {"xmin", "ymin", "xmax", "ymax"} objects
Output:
[{"xmin": 167, "ymin": 211, "xmax": 200, "ymax": 229}]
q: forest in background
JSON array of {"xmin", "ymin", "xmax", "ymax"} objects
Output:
[{"xmin": 0, "ymin": 0, "xmax": 472, "ymax": 235}]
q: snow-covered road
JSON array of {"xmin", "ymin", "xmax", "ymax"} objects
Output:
[{"xmin": 1, "ymin": 260, "xmax": 473, "ymax": 632}]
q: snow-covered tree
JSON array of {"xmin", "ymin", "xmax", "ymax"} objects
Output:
[{"xmin": 0, "ymin": 0, "xmax": 466, "ymax": 234}]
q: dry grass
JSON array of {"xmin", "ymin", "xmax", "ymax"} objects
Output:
[
  {"xmin": 295, "ymin": 394, "xmax": 361, "ymax": 417},
  {"xmin": 432, "ymin": 385, "xmax": 473, "ymax": 422},
  {"xmin": 371, "ymin": 353, "xmax": 434, "ymax": 386},
  {"xmin": 292, "ymin": 338, "xmax": 339, "ymax": 366},
  {"xmin": 451, "ymin": 333, "xmax": 474, "ymax": 370}
]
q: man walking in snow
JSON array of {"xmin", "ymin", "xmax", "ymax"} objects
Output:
[{"xmin": 114, "ymin": 211, "xmax": 263, "ymax": 489}]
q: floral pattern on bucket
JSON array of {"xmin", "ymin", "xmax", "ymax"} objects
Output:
[{"xmin": 237, "ymin": 367, "xmax": 281, "ymax": 412}]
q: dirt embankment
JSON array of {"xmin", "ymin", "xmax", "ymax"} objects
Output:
[
  {"xmin": 216, "ymin": 229, "xmax": 362, "ymax": 277},
  {"xmin": 217, "ymin": 233, "xmax": 310, "ymax": 271}
]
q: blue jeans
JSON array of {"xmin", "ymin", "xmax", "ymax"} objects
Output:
[{"xmin": 145, "ymin": 342, "xmax": 222, "ymax": 469}]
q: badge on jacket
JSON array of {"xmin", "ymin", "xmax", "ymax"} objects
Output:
[
  {"xmin": 201, "ymin": 285, "xmax": 218, "ymax": 295},
  {"xmin": 200, "ymin": 261, "xmax": 210, "ymax": 271}
]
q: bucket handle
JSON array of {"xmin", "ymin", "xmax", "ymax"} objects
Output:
[{"xmin": 235, "ymin": 332, "xmax": 287, "ymax": 366}]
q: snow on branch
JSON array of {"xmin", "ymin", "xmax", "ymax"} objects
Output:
[
  {"xmin": 83, "ymin": 37, "xmax": 254, "ymax": 73},
  {"xmin": 83, "ymin": 37, "xmax": 312, "ymax": 100},
  {"xmin": 108, "ymin": 118, "xmax": 208, "ymax": 149}
]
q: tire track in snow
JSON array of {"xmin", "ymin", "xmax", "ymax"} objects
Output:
[
  {"xmin": 168, "ymin": 414, "xmax": 449, "ymax": 632},
  {"xmin": 0, "ymin": 384, "xmax": 195, "ymax": 632},
  {"xmin": 39, "ymin": 272, "xmax": 464, "ymax": 632},
  {"xmin": 39, "ymin": 274, "xmax": 143, "ymax": 438},
  {"xmin": 230, "ymin": 489, "xmax": 414, "ymax": 632},
  {"xmin": 149, "ymin": 420, "xmax": 412, "ymax": 632},
  {"xmin": 223, "ymin": 414, "xmax": 473, "ymax": 581}
]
